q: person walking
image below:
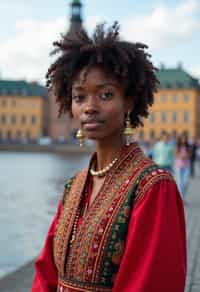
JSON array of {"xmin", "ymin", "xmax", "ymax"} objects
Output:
[
  {"xmin": 189, "ymin": 136, "xmax": 197, "ymax": 177},
  {"xmin": 174, "ymin": 133, "xmax": 191, "ymax": 199},
  {"xmin": 152, "ymin": 132, "xmax": 174, "ymax": 173}
]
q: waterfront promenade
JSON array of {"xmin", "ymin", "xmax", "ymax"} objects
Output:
[{"xmin": 0, "ymin": 170, "xmax": 200, "ymax": 291}]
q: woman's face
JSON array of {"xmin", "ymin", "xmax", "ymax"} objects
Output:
[{"xmin": 72, "ymin": 66, "xmax": 132, "ymax": 142}]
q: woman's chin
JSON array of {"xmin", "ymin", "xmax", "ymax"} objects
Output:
[
  {"xmin": 85, "ymin": 134, "xmax": 101, "ymax": 140},
  {"xmin": 84, "ymin": 131, "xmax": 108, "ymax": 141}
]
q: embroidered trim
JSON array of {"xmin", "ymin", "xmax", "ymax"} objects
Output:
[
  {"xmin": 54, "ymin": 170, "xmax": 88, "ymax": 277},
  {"xmin": 58, "ymin": 278, "xmax": 112, "ymax": 292},
  {"xmin": 135, "ymin": 166, "xmax": 174, "ymax": 202}
]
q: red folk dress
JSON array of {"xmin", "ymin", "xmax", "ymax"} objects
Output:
[{"xmin": 32, "ymin": 143, "xmax": 186, "ymax": 292}]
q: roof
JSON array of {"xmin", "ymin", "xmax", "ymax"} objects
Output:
[
  {"xmin": 0, "ymin": 80, "xmax": 47, "ymax": 97},
  {"xmin": 156, "ymin": 67, "xmax": 199, "ymax": 89}
]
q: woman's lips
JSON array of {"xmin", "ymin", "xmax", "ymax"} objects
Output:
[{"xmin": 83, "ymin": 121, "xmax": 103, "ymax": 130}]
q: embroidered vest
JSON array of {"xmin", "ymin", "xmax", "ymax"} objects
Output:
[{"xmin": 53, "ymin": 143, "xmax": 172, "ymax": 292}]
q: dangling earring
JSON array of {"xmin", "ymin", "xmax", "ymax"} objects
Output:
[
  {"xmin": 76, "ymin": 128, "xmax": 85, "ymax": 147},
  {"xmin": 124, "ymin": 111, "xmax": 133, "ymax": 146}
]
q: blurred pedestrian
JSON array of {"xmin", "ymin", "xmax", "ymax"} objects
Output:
[
  {"xmin": 196, "ymin": 137, "xmax": 200, "ymax": 175},
  {"xmin": 174, "ymin": 133, "xmax": 191, "ymax": 199},
  {"xmin": 189, "ymin": 136, "xmax": 197, "ymax": 177},
  {"xmin": 152, "ymin": 132, "xmax": 174, "ymax": 173}
]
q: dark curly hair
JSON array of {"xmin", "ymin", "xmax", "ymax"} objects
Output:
[{"xmin": 46, "ymin": 22, "xmax": 159, "ymax": 128}]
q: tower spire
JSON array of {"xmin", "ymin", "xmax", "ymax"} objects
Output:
[{"xmin": 67, "ymin": 0, "xmax": 83, "ymax": 36}]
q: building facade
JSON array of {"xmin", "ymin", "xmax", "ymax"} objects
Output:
[
  {"xmin": 0, "ymin": 80, "xmax": 47, "ymax": 143},
  {"xmin": 136, "ymin": 66, "xmax": 200, "ymax": 141}
]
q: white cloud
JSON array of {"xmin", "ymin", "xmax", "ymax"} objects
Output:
[
  {"xmin": 0, "ymin": 15, "xmax": 103, "ymax": 84},
  {"xmin": 0, "ymin": 17, "xmax": 67, "ymax": 83},
  {"xmin": 121, "ymin": 0, "xmax": 200, "ymax": 50},
  {"xmin": 190, "ymin": 65, "xmax": 200, "ymax": 80}
]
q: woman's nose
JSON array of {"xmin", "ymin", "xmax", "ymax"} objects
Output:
[{"xmin": 84, "ymin": 96, "xmax": 99, "ymax": 114}]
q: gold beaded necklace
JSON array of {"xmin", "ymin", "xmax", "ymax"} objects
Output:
[{"xmin": 90, "ymin": 157, "xmax": 118, "ymax": 177}]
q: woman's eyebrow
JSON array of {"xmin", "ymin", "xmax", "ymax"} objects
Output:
[
  {"xmin": 72, "ymin": 82, "xmax": 116, "ymax": 91},
  {"xmin": 95, "ymin": 82, "xmax": 116, "ymax": 89}
]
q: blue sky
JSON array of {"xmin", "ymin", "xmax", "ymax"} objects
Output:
[{"xmin": 0, "ymin": 0, "xmax": 199, "ymax": 84}]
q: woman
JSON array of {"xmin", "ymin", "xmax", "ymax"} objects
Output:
[
  {"xmin": 32, "ymin": 23, "xmax": 186, "ymax": 291},
  {"xmin": 174, "ymin": 133, "xmax": 191, "ymax": 199}
]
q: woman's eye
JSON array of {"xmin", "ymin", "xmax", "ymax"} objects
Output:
[
  {"xmin": 72, "ymin": 95, "xmax": 85, "ymax": 102},
  {"xmin": 100, "ymin": 91, "xmax": 114, "ymax": 100}
]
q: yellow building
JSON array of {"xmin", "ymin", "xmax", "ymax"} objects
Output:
[
  {"xmin": 136, "ymin": 66, "xmax": 200, "ymax": 141},
  {"xmin": 0, "ymin": 80, "xmax": 47, "ymax": 142}
]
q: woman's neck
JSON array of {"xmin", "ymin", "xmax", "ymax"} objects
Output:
[{"xmin": 94, "ymin": 134, "xmax": 126, "ymax": 171}]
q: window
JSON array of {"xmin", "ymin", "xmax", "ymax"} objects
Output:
[
  {"xmin": 2, "ymin": 99, "xmax": 7, "ymax": 106},
  {"xmin": 1, "ymin": 115, "xmax": 6, "ymax": 124},
  {"xmin": 149, "ymin": 112, "xmax": 155, "ymax": 123},
  {"xmin": 172, "ymin": 130, "xmax": 177, "ymax": 139},
  {"xmin": 161, "ymin": 129, "xmax": 167, "ymax": 136},
  {"xmin": 31, "ymin": 115, "xmax": 36, "ymax": 125},
  {"xmin": 182, "ymin": 130, "xmax": 188, "ymax": 138},
  {"xmin": 26, "ymin": 130, "xmax": 31, "ymax": 140},
  {"xmin": 16, "ymin": 130, "xmax": 22, "ymax": 142},
  {"xmin": 172, "ymin": 112, "xmax": 177, "ymax": 122},
  {"xmin": 21, "ymin": 115, "xmax": 26, "ymax": 125},
  {"xmin": 11, "ymin": 115, "xmax": 16, "ymax": 125},
  {"xmin": 17, "ymin": 130, "xmax": 21, "ymax": 137},
  {"xmin": 7, "ymin": 130, "xmax": 12, "ymax": 140},
  {"xmin": 183, "ymin": 94, "xmax": 189, "ymax": 102},
  {"xmin": 160, "ymin": 95, "xmax": 167, "ymax": 102},
  {"xmin": 183, "ymin": 111, "xmax": 189, "ymax": 123},
  {"xmin": 161, "ymin": 112, "xmax": 167, "ymax": 123},
  {"xmin": 150, "ymin": 129, "xmax": 155, "ymax": 139},
  {"xmin": 172, "ymin": 94, "xmax": 178, "ymax": 103}
]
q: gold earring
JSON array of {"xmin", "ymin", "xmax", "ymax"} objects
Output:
[
  {"xmin": 76, "ymin": 128, "xmax": 85, "ymax": 147},
  {"xmin": 124, "ymin": 111, "xmax": 133, "ymax": 146}
]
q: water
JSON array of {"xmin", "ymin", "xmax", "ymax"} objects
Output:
[{"xmin": 0, "ymin": 151, "xmax": 90, "ymax": 278}]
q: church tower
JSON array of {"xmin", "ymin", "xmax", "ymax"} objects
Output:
[
  {"xmin": 48, "ymin": 0, "xmax": 85, "ymax": 141},
  {"xmin": 67, "ymin": 0, "xmax": 84, "ymax": 36}
]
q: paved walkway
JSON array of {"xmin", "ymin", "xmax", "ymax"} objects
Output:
[
  {"xmin": 0, "ymin": 171, "xmax": 200, "ymax": 291},
  {"xmin": 185, "ymin": 173, "xmax": 200, "ymax": 292}
]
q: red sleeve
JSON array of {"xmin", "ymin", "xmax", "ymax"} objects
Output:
[
  {"xmin": 31, "ymin": 201, "xmax": 62, "ymax": 292},
  {"xmin": 113, "ymin": 179, "xmax": 187, "ymax": 292}
]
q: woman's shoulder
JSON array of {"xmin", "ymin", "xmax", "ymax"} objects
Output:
[{"xmin": 134, "ymin": 160, "xmax": 175, "ymax": 203}]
